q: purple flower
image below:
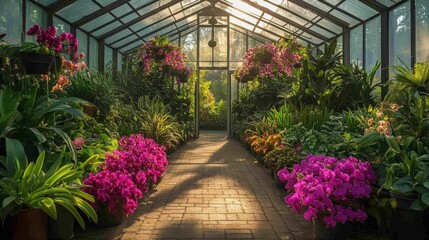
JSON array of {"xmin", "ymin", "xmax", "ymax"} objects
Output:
[{"xmin": 278, "ymin": 155, "xmax": 376, "ymax": 228}]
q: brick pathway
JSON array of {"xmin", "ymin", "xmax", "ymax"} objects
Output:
[{"xmin": 120, "ymin": 131, "xmax": 312, "ymax": 240}]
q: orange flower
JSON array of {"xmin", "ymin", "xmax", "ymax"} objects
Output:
[
  {"xmin": 41, "ymin": 74, "xmax": 50, "ymax": 81},
  {"xmin": 57, "ymin": 75, "xmax": 69, "ymax": 85},
  {"xmin": 52, "ymin": 83, "xmax": 63, "ymax": 92},
  {"xmin": 367, "ymin": 118, "xmax": 374, "ymax": 125},
  {"xmin": 383, "ymin": 128, "xmax": 392, "ymax": 136},
  {"xmin": 390, "ymin": 103, "xmax": 400, "ymax": 112}
]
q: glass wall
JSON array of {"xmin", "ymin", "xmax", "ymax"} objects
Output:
[
  {"xmin": 117, "ymin": 52, "xmax": 123, "ymax": 72},
  {"xmin": 26, "ymin": 1, "xmax": 48, "ymax": 41},
  {"xmin": 0, "ymin": 0, "xmax": 22, "ymax": 43},
  {"xmin": 53, "ymin": 16, "xmax": 70, "ymax": 34},
  {"xmin": 389, "ymin": 1, "xmax": 411, "ymax": 68},
  {"xmin": 365, "ymin": 16, "xmax": 381, "ymax": 76},
  {"xmin": 416, "ymin": 0, "xmax": 429, "ymax": 62},
  {"xmin": 89, "ymin": 37, "xmax": 99, "ymax": 69},
  {"xmin": 104, "ymin": 46, "xmax": 113, "ymax": 69},
  {"xmin": 350, "ymin": 25, "xmax": 363, "ymax": 67},
  {"xmin": 77, "ymin": 29, "xmax": 88, "ymax": 64}
]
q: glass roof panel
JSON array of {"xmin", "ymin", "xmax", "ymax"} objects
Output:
[
  {"xmin": 92, "ymin": 21, "xmax": 123, "ymax": 37},
  {"xmin": 129, "ymin": 0, "xmax": 154, "ymax": 8},
  {"xmin": 121, "ymin": 13, "xmax": 140, "ymax": 23},
  {"xmin": 375, "ymin": 0, "xmax": 397, "ymax": 7},
  {"xmin": 81, "ymin": 13, "xmax": 116, "ymax": 32},
  {"xmin": 111, "ymin": 35, "xmax": 139, "ymax": 48},
  {"xmin": 308, "ymin": 25, "xmax": 335, "ymax": 38},
  {"xmin": 330, "ymin": 9, "xmax": 360, "ymax": 26},
  {"xmin": 230, "ymin": 17, "xmax": 254, "ymax": 31},
  {"xmin": 122, "ymin": 40, "xmax": 145, "ymax": 52},
  {"xmin": 94, "ymin": 0, "xmax": 117, "ymax": 7},
  {"xmin": 36, "ymin": 0, "xmax": 57, "ymax": 6},
  {"xmin": 57, "ymin": 0, "xmax": 100, "ymax": 23},
  {"xmin": 106, "ymin": 29, "xmax": 134, "ymax": 44},
  {"xmin": 316, "ymin": 18, "xmax": 342, "ymax": 34},
  {"xmin": 111, "ymin": 4, "xmax": 133, "ymax": 17},
  {"xmin": 280, "ymin": 1, "xmax": 317, "ymax": 20},
  {"xmin": 337, "ymin": 0, "xmax": 378, "ymax": 19},
  {"xmin": 300, "ymin": 31, "xmax": 323, "ymax": 44},
  {"xmin": 301, "ymin": 0, "xmax": 331, "ymax": 12},
  {"xmin": 137, "ymin": 1, "xmax": 162, "ymax": 15}
]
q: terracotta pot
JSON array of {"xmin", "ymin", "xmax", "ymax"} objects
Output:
[
  {"xmin": 13, "ymin": 209, "xmax": 47, "ymax": 240},
  {"xmin": 20, "ymin": 52, "xmax": 61, "ymax": 75}
]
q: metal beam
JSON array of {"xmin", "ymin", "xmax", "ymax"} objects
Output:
[
  {"xmin": 88, "ymin": 0, "xmax": 158, "ymax": 33},
  {"xmin": 217, "ymin": 2, "xmax": 318, "ymax": 45},
  {"xmin": 116, "ymin": 6, "xmax": 210, "ymax": 49},
  {"xmin": 108, "ymin": 0, "xmax": 204, "ymax": 46},
  {"xmin": 99, "ymin": 0, "xmax": 183, "ymax": 39},
  {"xmin": 266, "ymin": 0, "xmax": 338, "ymax": 36},
  {"xmin": 73, "ymin": 0, "xmax": 130, "ymax": 27},
  {"xmin": 239, "ymin": 0, "xmax": 328, "ymax": 41},
  {"xmin": 286, "ymin": 0, "xmax": 349, "ymax": 28},
  {"xmin": 47, "ymin": 0, "xmax": 76, "ymax": 12},
  {"xmin": 358, "ymin": 0, "xmax": 387, "ymax": 12},
  {"xmin": 380, "ymin": 9, "xmax": 389, "ymax": 100},
  {"xmin": 319, "ymin": 0, "xmax": 363, "ymax": 22}
]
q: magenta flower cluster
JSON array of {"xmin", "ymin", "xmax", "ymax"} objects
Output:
[
  {"xmin": 82, "ymin": 170, "xmax": 142, "ymax": 215},
  {"xmin": 278, "ymin": 155, "xmax": 376, "ymax": 228},
  {"xmin": 235, "ymin": 43, "xmax": 302, "ymax": 80},
  {"xmin": 83, "ymin": 134, "xmax": 168, "ymax": 215},
  {"xmin": 138, "ymin": 37, "xmax": 189, "ymax": 77},
  {"xmin": 105, "ymin": 134, "xmax": 168, "ymax": 192},
  {"xmin": 26, "ymin": 24, "xmax": 79, "ymax": 62}
]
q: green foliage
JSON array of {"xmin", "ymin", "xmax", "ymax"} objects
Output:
[
  {"xmin": 333, "ymin": 61, "xmax": 381, "ymax": 111},
  {"xmin": 0, "ymin": 151, "xmax": 98, "ymax": 229},
  {"xmin": 66, "ymin": 69, "xmax": 117, "ymax": 119},
  {"xmin": 199, "ymin": 72, "xmax": 227, "ymax": 129},
  {"xmin": 263, "ymin": 146, "xmax": 303, "ymax": 170},
  {"xmin": 0, "ymin": 87, "xmax": 87, "ymax": 163},
  {"xmin": 136, "ymin": 96, "xmax": 182, "ymax": 149},
  {"xmin": 393, "ymin": 61, "xmax": 429, "ymax": 95},
  {"xmin": 290, "ymin": 39, "xmax": 341, "ymax": 109}
]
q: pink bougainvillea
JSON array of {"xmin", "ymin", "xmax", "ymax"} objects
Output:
[
  {"xmin": 104, "ymin": 134, "xmax": 168, "ymax": 193},
  {"xmin": 82, "ymin": 170, "xmax": 142, "ymax": 215},
  {"xmin": 278, "ymin": 155, "xmax": 376, "ymax": 228},
  {"xmin": 235, "ymin": 43, "xmax": 302, "ymax": 81},
  {"xmin": 137, "ymin": 36, "xmax": 191, "ymax": 81},
  {"xmin": 83, "ymin": 134, "xmax": 168, "ymax": 215}
]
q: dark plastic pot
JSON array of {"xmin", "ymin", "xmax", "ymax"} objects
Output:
[
  {"xmin": 83, "ymin": 104, "xmax": 97, "ymax": 118},
  {"xmin": 390, "ymin": 192, "xmax": 429, "ymax": 240},
  {"xmin": 96, "ymin": 204, "xmax": 124, "ymax": 228},
  {"xmin": 13, "ymin": 209, "xmax": 48, "ymax": 240},
  {"xmin": 314, "ymin": 219, "xmax": 353, "ymax": 240},
  {"xmin": 48, "ymin": 205, "xmax": 74, "ymax": 240},
  {"xmin": 20, "ymin": 52, "xmax": 61, "ymax": 74}
]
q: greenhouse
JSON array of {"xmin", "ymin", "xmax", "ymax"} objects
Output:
[{"xmin": 0, "ymin": 0, "xmax": 429, "ymax": 239}]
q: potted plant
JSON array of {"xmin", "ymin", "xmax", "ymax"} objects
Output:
[
  {"xmin": 82, "ymin": 169, "xmax": 142, "ymax": 227},
  {"xmin": 0, "ymin": 151, "xmax": 98, "ymax": 240},
  {"xmin": 278, "ymin": 155, "xmax": 377, "ymax": 240},
  {"xmin": 18, "ymin": 24, "xmax": 78, "ymax": 74},
  {"xmin": 263, "ymin": 146, "xmax": 303, "ymax": 188}
]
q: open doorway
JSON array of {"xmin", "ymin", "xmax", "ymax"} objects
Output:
[{"xmin": 198, "ymin": 70, "xmax": 228, "ymax": 130}]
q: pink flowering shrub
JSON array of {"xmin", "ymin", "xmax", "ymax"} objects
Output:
[
  {"xmin": 137, "ymin": 36, "xmax": 191, "ymax": 81},
  {"xmin": 104, "ymin": 134, "xmax": 168, "ymax": 193},
  {"xmin": 235, "ymin": 43, "xmax": 302, "ymax": 81},
  {"xmin": 26, "ymin": 24, "xmax": 79, "ymax": 62},
  {"xmin": 82, "ymin": 170, "xmax": 142, "ymax": 215},
  {"xmin": 278, "ymin": 155, "xmax": 376, "ymax": 228}
]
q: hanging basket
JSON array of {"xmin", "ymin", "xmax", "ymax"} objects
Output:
[{"xmin": 19, "ymin": 52, "xmax": 61, "ymax": 74}]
